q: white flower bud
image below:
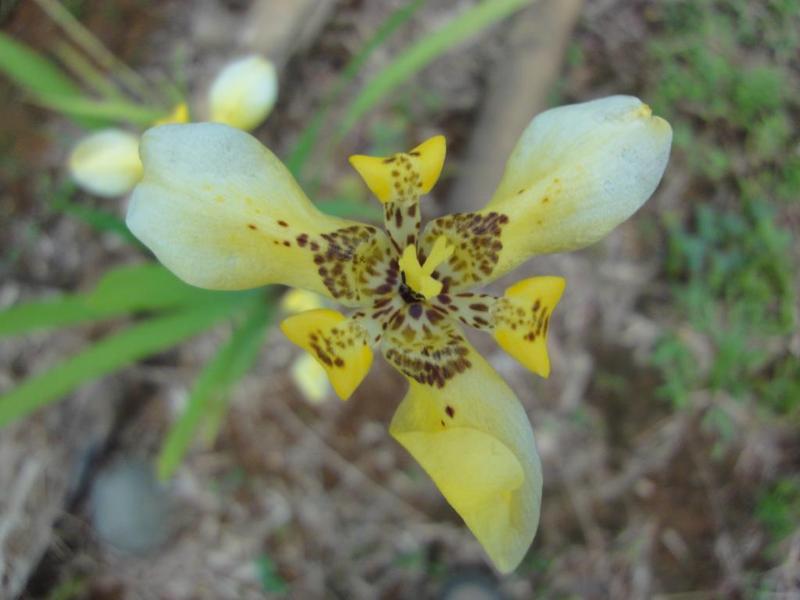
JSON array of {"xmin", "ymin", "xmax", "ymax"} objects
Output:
[
  {"xmin": 68, "ymin": 129, "xmax": 142, "ymax": 197},
  {"xmin": 208, "ymin": 56, "xmax": 278, "ymax": 131}
]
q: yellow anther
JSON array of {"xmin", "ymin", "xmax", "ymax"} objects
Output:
[
  {"xmin": 154, "ymin": 102, "xmax": 190, "ymax": 126},
  {"xmin": 398, "ymin": 236, "xmax": 454, "ymax": 299}
]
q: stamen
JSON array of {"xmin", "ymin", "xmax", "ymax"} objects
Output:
[{"xmin": 398, "ymin": 235, "xmax": 454, "ymax": 299}]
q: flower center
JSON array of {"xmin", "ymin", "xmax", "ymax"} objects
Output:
[{"xmin": 397, "ymin": 235, "xmax": 454, "ymax": 300}]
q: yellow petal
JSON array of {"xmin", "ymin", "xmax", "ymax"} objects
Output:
[
  {"xmin": 290, "ymin": 353, "xmax": 331, "ymax": 404},
  {"xmin": 421, "ymin": 96, "xmax": 671, "ymax": 291},
  {"xmin": 127, "ymin": 123, "xmax": 393, "ymax": 306},
  {"xmin": 280, "ymin": 309, "xmax": 373, "ymax": 400},
  {"xmin": 347, "ymin": 155, "xmax": 394, "ymax": 203},
  {"xmin": 209, "ymin": 55, "xmax": 278, "ymax": 131},
  {"xmin": 384, "ymin": 311, "xmax": 542, "ymax": 573},
  {"xmin": 493, "ymin": 276, "xmax": 565, "ymax": 378},
  {"xmin": 154, "ymin": 102, "xmax": 190, "ymax": 125},
  {"xmin": 280, "ymin": 289, "xmax": 326, "ymax": 314},
  {"xmin": 68, "ymin": 129, "xmax": 142, "ymax": 197},
  {"xmin": 348, "ymin": 135, "xmax": 446, "ymax": 204},
  {"xmin": 409, "ymin": 134, "xmax": 446, "ymax": 195}
]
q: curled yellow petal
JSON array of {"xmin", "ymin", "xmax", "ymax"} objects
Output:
[
  {"xmin": 409, "ymin": 134, "xmax": 446, "ymax": 195},
  {"xmin": 280, "ymin": 309, "xmax": 373, "ymax": 400},
  {"xmin": 348, "ymin": 135, "xmax": 446, "ymax": 204},
  {"xmin": 68, "ymin": 129, "xmax": 142, "ymax": 197},
  {"xmin": 493, "ymin": 276, "xmax": 565, "ymax": 378},
  {"xmin": 384, "ymin": 311, "xmax": 542, "ymax": 573}
]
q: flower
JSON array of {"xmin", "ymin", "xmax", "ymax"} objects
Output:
[
  {"xmin": 68, "ymin": 56, "xmax": 277, "ymax": 197},
  {"xmin": 208, "ymin": 55, "xmax": 278, "ymax": 132},
  {"xmin": 281, "ymin": 289, "xmax": 333, "ymax": 403},
  {"xmin": 68, "ymin": 129, "xmax": 143, "ymax": 198},
  {"xmin": 291, "ymin": 353, "xmax": 331, "ymax": 404},
  {"xmin": 126, "ymin": 95, "xmax": 672, "ymax": 573}
]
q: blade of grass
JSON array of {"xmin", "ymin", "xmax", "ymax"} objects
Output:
[
  {"xmin": 0, "ymin": 32, "xmax": 102, "ymax": 128},
  {"xmin": 0, "ymin": 32, "xmax": 80, "ymax": 98},
  {"xmin": 157, "ymin": 297, "xmax": 274, "ymax": 480},
  {"xmin": 34, "ymin": 95, "xmax": 166, "ymax": 125},
  {"xmin": 286, "ymin": 0, "xmax": 426, "ymax": 177},
  {"xmin": 0, "ymin": 295, "xmax": 252, "ymax": 427},
  {"xmin": 33, "ymin": 0, "xmax": 156, "ymax": 103},
  {"xmin": 337, "ymin": 0, "xmax": 531, "ymax": 138},
  {"xmin": 0, "ymin": 263, "xmax": 230, "ymax": 337},
  {"xmin": 54, "ymin": 41, "xmax": 124, "ymax": 100},
  {"xmin": 47, "ymin": 179, "xmax": 135, "ymax": 243},
  {"xmin": 54, "ymin": 198, "xmax": 137, "ymax": 242}
]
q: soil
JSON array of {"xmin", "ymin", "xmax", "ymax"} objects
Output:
[{"xmin": 1, "ymin": 1, "xmax": 798, "ymax": 599}]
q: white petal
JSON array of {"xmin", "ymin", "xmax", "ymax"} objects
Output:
[
  {"xmin": 68, "ymin": 129, "xmax": 142, "ymax": 197},
  {"xmin": 486, "ymin": 95, "xmax": 672, "ymax": 273},
  {"xmin": 208, "ymin": 56, "xmax": 278, "ymax": 131},
  {"xmin": 126, "ymin": 123, "xmax": 386, "ymax": 303}
]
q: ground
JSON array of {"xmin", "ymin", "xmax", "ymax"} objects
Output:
[{"xmin": 1, "ymin": 0, "xmax": 798, "ymax": 599}]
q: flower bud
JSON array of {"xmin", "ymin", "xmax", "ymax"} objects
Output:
[
  {"xmin": 68, "ymin": 129, "xmax": 142, "ymax": 197},
  {"xmin": 208, "ymin": 56, "xmax": 278, "ymax": 131}
]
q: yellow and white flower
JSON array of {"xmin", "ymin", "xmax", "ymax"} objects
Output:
[
  {"xmin": 208, "ymin": 55, "xmax": 278, "ymax": 132},
  {"xmin": 126, "ymin": 95, "xmax": 672, "ymax": 573},
  {"xmin": 68, "ymin": 129, "xmax": 143, "ymax": 198},
  {"xmin": 68, "ymin": 55, "xmax": 278, "ymax": 197}
]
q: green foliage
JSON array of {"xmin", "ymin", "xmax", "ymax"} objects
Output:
[
  {"xmin": 255, "ymin": 554, "xmax": 289, "ymax": 594},
  {"xmin": 34, "ymin": 94, "xmax": 166, "ymax": 125},
  {"xmin": 157, "ymin": 296, "xmax": 274, "ymax": 480},
  {"xmin": 642, "ymin": 0, "xmax": 799, "ymax": 418},
  {"xmin": 757, "ymin": 478, "xmax": 800, "ymax": 548},
  {"xmin": 0, "ymin": 32, "xmax": 81, "ymax": 100},
  {"xmin": 0, "ymin": 294, "xmax": 252, "ymax": 427},
  {"xmin": 0, "ymin": 263, "xmax": 224, "ymax": 337},
  {"xmin": 338, "ymin": 0, "xmax": 531, "ymax": 136},
  {"xmin": 665, "ymin": 202, "xmax": 794, "ymax": 336},
  {"xmin": 757, "ymin": 356, "xmax": 800, "ymax": 420},
  {"xmin": 650, "ymin": 333, "xmax": 698, "ymax": 408},
  {"xmin": 654, "ymin": 202, "xmax": 796, "ymax": 408},
  {"xmin": 0, "ymin": 32, "xmax": 101, "ymax": 128},
  {"xmin": 646, "ymin": 0, "xmax": 800, "ymax": 201},
  {"xmin": 286, "ymin": 0, "xmax": 426, "ymax": 177}
]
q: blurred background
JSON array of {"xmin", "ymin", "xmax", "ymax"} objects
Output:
[{"xmin": 1, "ymin": 0, "xmax": 798, "ymax": 598}]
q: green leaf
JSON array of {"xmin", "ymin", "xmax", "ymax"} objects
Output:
[
  {"xmin": 53, "ymin": 199, "xmax": 137, "ymax": 242},
  {"xmin": 0, "ymin": 296, "xmax": 251, "ymax": 427},
  {"xmin": 286, "ymin": 0, "xmax": 426, "ymax": 176},
  {"xmin": 338, "ymin": 0, "xmax": 530, "ymax": 137},
  {"xmin": 0, "ymin": 32, "xmax": 102, "ymax": 128},
  {"xmin": 0, "ymin": 32, "xmax": 80, "ymax": 100},
  {"xmin": 255, "ymin": 554, "xmax": 289, "ymax": 594},
  {"xmin": 34, "ymin": 94, "xmax": 166, "ymax": 126},
  {"xmin": 156, "ymin": 297, "xmax": 274, "ymax": 480},
  {"xmin": 0, "ymin": 263, "xmax": 227, "ymax": 337},
  {"xmin": 316, "ymin": 198, "xmax": 383, "ymax": 220}
]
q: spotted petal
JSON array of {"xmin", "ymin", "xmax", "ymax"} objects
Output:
[
  {"xmin": 421, "ymin": 96, "xmax": 672, "ymax": 290},
  {"xmin": 384, "ymin": 308, "xmax": 542, "ymax": 573},
  {"xmin": 127, "ymin": 123, "xmax": 393, "ymax": 306},
  {"xmin": 281, "ymin": 308, "xmax": 375, "ymax": 400}
]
